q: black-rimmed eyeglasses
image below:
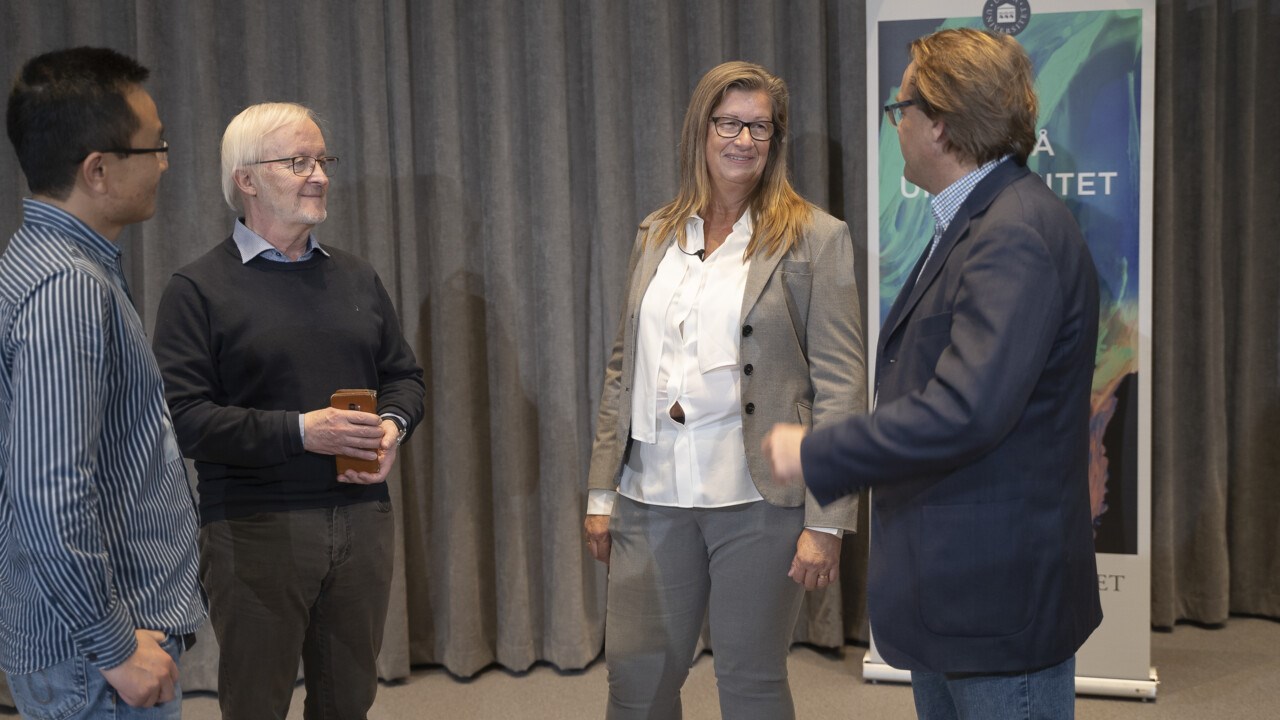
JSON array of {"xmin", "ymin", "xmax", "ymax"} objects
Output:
[
  {"xmin": 98, "ymin": 140, "xmax": 170, "ymax": 156},
  {"xmin": 251, "ymin": 155, "xmax": 339, "ymax": 177},
  {"xmin": 883, "ymin": 100, "xmax": 917, "ymax": 127},
  {"xmin": 710, "ymin": 117, "xmax": 776, "ymax": 141}
]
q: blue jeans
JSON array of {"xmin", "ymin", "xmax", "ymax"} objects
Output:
[
  {"xmin": 7, "ymin": 636, "xmax": 183, "ymax": 720},
  {"xmin": 911, "ymin": 655, "xmax": 1076, "ymax": 720}
]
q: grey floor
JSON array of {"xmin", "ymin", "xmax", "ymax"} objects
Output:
[{"xmin": 169, "ymin": 617, "xmax": 1279, "ymax": 719}]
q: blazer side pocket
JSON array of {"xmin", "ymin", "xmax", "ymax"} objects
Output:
[
  {"xmin": 796, "ymin": 401, "xmax": 813, "ymax": 430},
  {"xmin": 918, "ymin": 499, "xmax": 1034, "ymax": 638}
]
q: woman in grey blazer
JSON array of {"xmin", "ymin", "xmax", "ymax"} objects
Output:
[{"xmin": 583, "ymin": 61, "xmax": 865, "ymax": 719}]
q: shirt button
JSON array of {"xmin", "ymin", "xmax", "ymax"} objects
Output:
[
  {"xmin": 745, "ymin": 402, "xmax": 755, "ymax": 414},
  {"xmin": 742, "ymin": 324, "xmax": 753, "ymax": 337},
  {"xmin": 743, "ymin": 363, "xmax": 754, "ymax": 375}
]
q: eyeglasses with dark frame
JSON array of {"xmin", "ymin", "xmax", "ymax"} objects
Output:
[
  {"xmin": 251, "ymin": 155, "xmax": 339, "ymax": 177},
  {"xmin": 97, "ymin": 140, "xmax": 170, "ymax": 157},
  {"xmin": 883, "ymin": 99, "xmax": 917, "ymax": 127},
  {"xmin": 710, "ymin": 117, "xmax": 776, "ymax": 142}
]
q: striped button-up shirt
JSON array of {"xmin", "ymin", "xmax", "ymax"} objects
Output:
[{"xmin": 0, "ymin": 199, "xmax": 205, "ymax": 674}]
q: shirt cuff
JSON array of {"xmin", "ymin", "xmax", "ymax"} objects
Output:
[
  {"xmin": 804, "ymin": 525, "xmax": 844, "ymax": 538},
  {"xmin": 379, "ymin": 412, "xmax": 408, "ymax": 431},
  {"xmin": 587, "ymin": 488, "xmax": 617, "ymax": 516},
  {"xmin": 70, "ymin": 601, "xmax": 137, "ymax": 671}
]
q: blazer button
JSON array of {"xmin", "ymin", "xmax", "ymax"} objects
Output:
[
  {"xmin": 743, "ymin": 363, "xmax": 754, "ymax": 375},
  {"xmin": 745, "ymin": 402, "xmax": 755, "ymax": 414},
  {"xmin": 742, "ymin": 324, "xmax": 753, "ymax": 337}
]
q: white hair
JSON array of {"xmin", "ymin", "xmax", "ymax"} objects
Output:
[{"xmin": 220, "ymin": 102, "xmax": 319, "ymax": 211}]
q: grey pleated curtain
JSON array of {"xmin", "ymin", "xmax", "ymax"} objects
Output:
[
  {"xmin": 1150, "ymin": 0, "xmax": 1280, "ymax": 626},
  {"xmin": 0, "ymin": 0, "xmax": 1276, "ymax": 703}
]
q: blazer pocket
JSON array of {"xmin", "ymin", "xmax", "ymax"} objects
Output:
[
  {"xmin": 918, "ymin": 499, "xmax": 1034, "ymax": 638},
  {"xmin": 915, "ymin": 311, "xmax": 952, "ymax": 337},
  {"xmin": 796, "ymin": 401, "xmax": 813, "ymax": 430},
  {"xmin": 780, "ymin": 259, "xmax": 811, "ymax": 275}
]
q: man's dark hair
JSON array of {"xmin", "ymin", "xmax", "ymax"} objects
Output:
[{"xmin": 6, "ymin": 47, "xmax": 150, "ymax": 198}]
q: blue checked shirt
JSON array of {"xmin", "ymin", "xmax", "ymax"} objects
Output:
[
  {"xmin": 0, "ymin": 199, "xmax": 205, "ymax": 674},
  {"xmin": 923, "ymin": 155, "xmax": 1011, "ymax": 266}
]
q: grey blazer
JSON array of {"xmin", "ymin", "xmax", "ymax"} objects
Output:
[{"xmin": 587, "ymin": 207, "xmax": 864, "ymax": 529}]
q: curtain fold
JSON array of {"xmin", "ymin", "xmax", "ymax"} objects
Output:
[
  {"xmin": 1, "ymin": 0, "xmax": 1275, "ymax": 705},
  {"xmin": 1150, "ymin": 0, "xmax": 1280, "ymax": 628}
]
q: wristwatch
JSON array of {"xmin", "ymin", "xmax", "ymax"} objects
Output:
[{"xmin": 382, "ymin": 414, "xmax": 409, "ymax": 446}]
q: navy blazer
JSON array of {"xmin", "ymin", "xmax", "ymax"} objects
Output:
[{"xmin": 802, "ymin": 161, "xmax": 1103, "ymax": 673}]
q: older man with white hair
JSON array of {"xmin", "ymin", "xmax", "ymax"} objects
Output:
[{"xmin": 152, "ymin": 102, "xmax": 424, "ymax": 720}]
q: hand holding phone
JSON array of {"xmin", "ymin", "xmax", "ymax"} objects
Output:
[{"xmin": 322, "ymin": 389, "xmax": 381, "ymax": 474}]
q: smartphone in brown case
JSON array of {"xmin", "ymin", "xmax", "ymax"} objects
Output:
[{"xmin": 330, "ymin": 389, "xmax": 381, "ymax": 475}]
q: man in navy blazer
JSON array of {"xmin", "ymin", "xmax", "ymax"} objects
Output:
[{"xmin": 765, "ymin": 28, "xmax": 1102, "ymax": 719}]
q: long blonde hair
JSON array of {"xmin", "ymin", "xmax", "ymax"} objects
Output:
[{"xmin": 642, "ymin": 61, "xmax": 812, "ymax": 258}]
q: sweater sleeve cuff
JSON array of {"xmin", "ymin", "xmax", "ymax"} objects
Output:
[
  {"xmin": 70, "ymin": 601, "xmax": 137, "ymax": 671},
  {"xmin": 286, "ymin": 410, "xmax": 305, "ymax": 455}
]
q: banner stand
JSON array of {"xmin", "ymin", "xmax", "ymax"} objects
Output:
[{"xmin": 862, "ymin": 0, "xmax": 1157, "ymax": 702}]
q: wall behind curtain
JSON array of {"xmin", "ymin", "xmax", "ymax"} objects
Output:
[{"xmin": 1, "ymin": 0, "xmax": 1275, "ymax": 698}]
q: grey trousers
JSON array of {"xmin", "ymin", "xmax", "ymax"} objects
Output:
[
  {"xmin": 200, "ymin": 501, "xmax": 395, "ymax": 720},
  {"xmin": 605, "ymin": 496, "xmax": 806, "ymax": 720}
]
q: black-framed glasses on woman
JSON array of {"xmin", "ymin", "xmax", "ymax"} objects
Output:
[
  {"xmin": 710, "ymin": 117, "xmax": 776, "ymax": 141},
  {"xmin": 97, "ymin": 140, "xmax": 170, "ymax": 157},
  {"xmin": 251, "ymin": 155, "xmax": 339, "ymax": 177},
  {"xmin": 883, "ymin": 100, "xmax": 917, "ymax": 127}
]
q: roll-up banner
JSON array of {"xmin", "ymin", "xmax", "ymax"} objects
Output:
[{"xmin": 863, "ymin": 0, "xmax": 1157, "ymax": 699}]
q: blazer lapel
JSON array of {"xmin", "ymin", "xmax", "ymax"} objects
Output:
[
  {"xmin": 880, "ymin": 161, "xmax": 1030, "ymax": 348},
  {"xmin": 879, "ymin": 242, "xmax": 932, "ymax": 356},
  {"xmin": 629, "ymin": 233, "xmax": 675, "ymax": 314},
  {"xmin": 880, "ymin": 219, "xmax": 967, "ymax": 353},
  {"xmin": 739, "ymin": 245, "xmax": 785, "ymax": 322},
  {"xmin": 616, "ymin": 231, "xmax": 676, "ymax": 439}
]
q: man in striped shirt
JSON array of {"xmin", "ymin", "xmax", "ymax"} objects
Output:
[{"xmin": 0, "ymin": 48, "xmax": 205, "ymax": 716}]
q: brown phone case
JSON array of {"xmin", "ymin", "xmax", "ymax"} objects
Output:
[{"xmin": 330, "ymin": 389, "xmax": 381, "ymax": 475}]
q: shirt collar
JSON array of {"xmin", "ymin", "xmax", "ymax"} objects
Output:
[
  {"xmin": 21, "ymin": 198, "xmax": 121, "ymax": 264},
  {"xmin": 232, "ymin": 218, "xmax": 329, "ymax": 264},
  {"xmin": 685, "ymin": 208, "xmax": 754, "ymax": 251},
  {"xmin": 929, "ymin": 155, "xmax": 1010, "ymax": 237}
]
